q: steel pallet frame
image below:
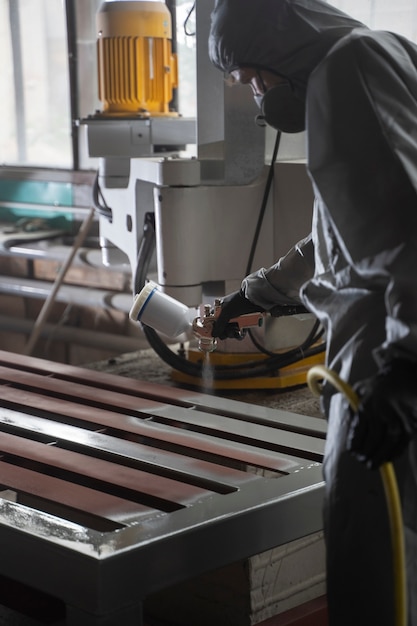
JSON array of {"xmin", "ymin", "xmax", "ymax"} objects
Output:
[{"xmin": 0, "ymin": 350, "xmax": 326, "ymax": 625}]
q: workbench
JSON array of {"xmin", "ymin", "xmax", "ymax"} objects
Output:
[{"xmin": 0, "ymin": 350, "xmax": 326, "ymax": 626}]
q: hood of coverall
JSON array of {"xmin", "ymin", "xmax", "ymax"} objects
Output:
[{"xmin": 208, "ymin": 0, "xmax": 366, "ymax": 100}]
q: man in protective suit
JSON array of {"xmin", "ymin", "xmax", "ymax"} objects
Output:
[{"xmin": 209, "ymin": 1, "xmax": 417, "ymax": 624}]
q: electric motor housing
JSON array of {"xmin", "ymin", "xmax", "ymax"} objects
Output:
[{"xmin": 97, "ymin": 0, "xmax": 178, "ymax": 116}]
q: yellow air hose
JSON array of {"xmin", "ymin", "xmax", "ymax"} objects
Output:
[{"xmin": 307, "ymin": 365, "xmax": 407, "ymax": 626}]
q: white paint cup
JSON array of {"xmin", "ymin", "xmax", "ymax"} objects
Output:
[{"xmin": 130, "ymin": 281, "xmax": 192, "ymax": 339}]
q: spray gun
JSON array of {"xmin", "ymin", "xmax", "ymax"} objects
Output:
[
  {"xmin": 129, "ymin": 282, "xmax": 265, "ymax": 352},
  {"xmin": 192, "ymin": 300, "xmax": 264, "ymax": 352}
]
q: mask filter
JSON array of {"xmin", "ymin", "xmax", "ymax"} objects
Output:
[{"xmin": 255, "ymin": 83, "xmax": 306, "ymax": 133}]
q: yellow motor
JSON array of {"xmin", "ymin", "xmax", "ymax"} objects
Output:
[{"xmin": 96, "ymin": 0, "xmax": 178, "ymax": 116}]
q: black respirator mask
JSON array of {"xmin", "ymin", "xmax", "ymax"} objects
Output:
[{"xmin": 254, "ymin": 82, "xmax": 306, "ymax": 134}]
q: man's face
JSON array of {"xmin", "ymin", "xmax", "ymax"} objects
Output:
[
  {"xmin": 230, "ymin": 66, "xmax": 306, "ymax": 134},
  {"xmin": 230, "ymin": 67, "xmax": 286, "ymax": 97}
]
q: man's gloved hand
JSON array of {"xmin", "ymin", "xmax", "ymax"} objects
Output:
[
  {"xmin": 347, "ymin": 359, "xmax": 417, "ymax": 469},
  {"xmin": 212, "ymin": 290, "xmax": 264, "ymax": 340}
]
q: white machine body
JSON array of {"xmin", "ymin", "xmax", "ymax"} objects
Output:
[{"xmin": 83, "ymin": 0, "xmax": 315, "ymax": 352}]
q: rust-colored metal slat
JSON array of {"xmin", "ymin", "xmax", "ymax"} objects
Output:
[{"xmin": 0, "ymin": 350, "xmax": 325, "ymax": 626}]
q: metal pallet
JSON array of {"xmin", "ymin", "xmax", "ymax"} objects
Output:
[{"xmin": 0, "ymin": 350, "xmax": 326, "ymax": 626}]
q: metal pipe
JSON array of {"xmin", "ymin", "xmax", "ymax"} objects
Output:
[
  {"xmin": 0, "ymin": 314, "xmax": 148, "ymax": 354},
  {"xmin": 8, "ymin": 0, "xmax": 27, "ymax": 162},
  {"xmin": 0, "ymin": 275, "xmax": 133, "ymax": 312},
  {"xmin": 65, "ymin": 0, "xmax": 80, "ymax": 170},
  {"xmin": 0, "ymin": 200, "xmax": 91, "ymax": 215},
  {"xmin": 24, "ymin": 207, "xmax": 96, "ymax": 355},
  {"xmin": 3, "ymin": 242, "xmax": 130, "ymax": 274}
]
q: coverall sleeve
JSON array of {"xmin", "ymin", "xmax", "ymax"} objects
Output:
[
  {"xmin": 307, "ymin": 30, "xmax": 417, "ymax": 367},
  {"xmin": 241, "ymin": 234, "xmax": 315, "ymax": 310}
]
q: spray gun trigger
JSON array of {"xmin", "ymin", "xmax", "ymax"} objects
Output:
[
  {"xmin": 192, "ymin": 305, "xmax": 218, "ymax": 352},
  {"xmin": 222, "ymin": 312, "xmax": 265, "ymax": 340},
  {"xmin": 222, "ymin": 323, "xmax": 247, "ymax": 340},
  {"xmin": 192, "ymin": 307, "xmax": 265, "ymax": 352}
]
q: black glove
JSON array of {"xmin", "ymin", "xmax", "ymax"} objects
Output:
[
  {"xmin": 347, "ymin": 359, "xmax": 417, "ymax": 469},
  {"xmin": 212, "ymin": 290, "xmax": 264, "ymax": 340}
]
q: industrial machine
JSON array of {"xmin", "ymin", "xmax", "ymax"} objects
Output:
[{"xmin": 83, "ymin": 0, "xmax": 324, "ymax": 389}]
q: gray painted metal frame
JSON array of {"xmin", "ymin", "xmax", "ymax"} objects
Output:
[{"xmin": 0, "ymin": 351, "xmax": 325, "ymax": 626}]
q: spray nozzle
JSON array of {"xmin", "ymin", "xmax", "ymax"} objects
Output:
[
  {"xmin": 129, "ymin": 283, "xmax": 265, "ymax": 354},
  {"xmin": 192, "ymin": 299, "xmax": 265, "ymax": 353},
  {"xmin": 192, "ymin": 303, "xmax": 220, "ymax": 353}
]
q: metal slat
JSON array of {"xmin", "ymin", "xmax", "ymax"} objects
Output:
[{"xmin": 147, "ymin": 405, "xmax": 324, "ymax": 461}]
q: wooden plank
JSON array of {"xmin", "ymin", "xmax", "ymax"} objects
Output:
[
  {"xmin": 0, "ymin": 462, "xmax": 155, "ymax": 526},
  {"xmin": 0, "ymin": 365, "xmax": 323, "ymax": 460},
  {"xmin": 0, "ymin": 349, "xmax": 191, "ymax": 404},
  {"xmin": 0, "ymin": 409, "xmax": 260, "ymax": 490},
  {"xmin": 0, "ymin": 365, "xmax": 163, "ymax": 413},
  {"xmin": 0, "ymin": 431, "xmax": 217, "ymax": 508},
  {"xmin": 0, "ymin": 385, "xmax": 298, "ymax": 473},
  {"xmin": 0, "ymin": 351, "xmax": 326, "ymax": 437}
]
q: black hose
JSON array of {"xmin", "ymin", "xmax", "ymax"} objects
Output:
[
  {"xmin": 141, "ymin": 321, "xmax": 324, "ymax": 380},
  {"xmin": 246, "ymin": 131, "xmax": 281, "ymax": 276},
  {"xmin": 92, "ymin": 171, "xmax": 113, "ymax": 222},
  {"xmin": 134, "ymin": 212, "xmax": 156, "ymax": 292},
  {"xmin": 249, "ymin": 318, "xmax": 324, "ymax": 358}
]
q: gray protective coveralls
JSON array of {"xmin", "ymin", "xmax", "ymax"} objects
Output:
[{"xmin": 209, "ymin": 1, "xmax": 417, "ymax": 624}]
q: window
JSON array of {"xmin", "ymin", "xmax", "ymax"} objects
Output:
[
  {"xmin": 1, "ymin": 0, "xmax": 417, "ymax": 171},
  {"xmin": 176, "ymin": 0, "xmax": 197, "ymax": 118},
  {"xmin": 330, "ymin": 0, "xmax": 417, "ymax": 39},
  {"xmin": 0, "ymin": 0, "xmax": 72, "ymax": 168}
]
